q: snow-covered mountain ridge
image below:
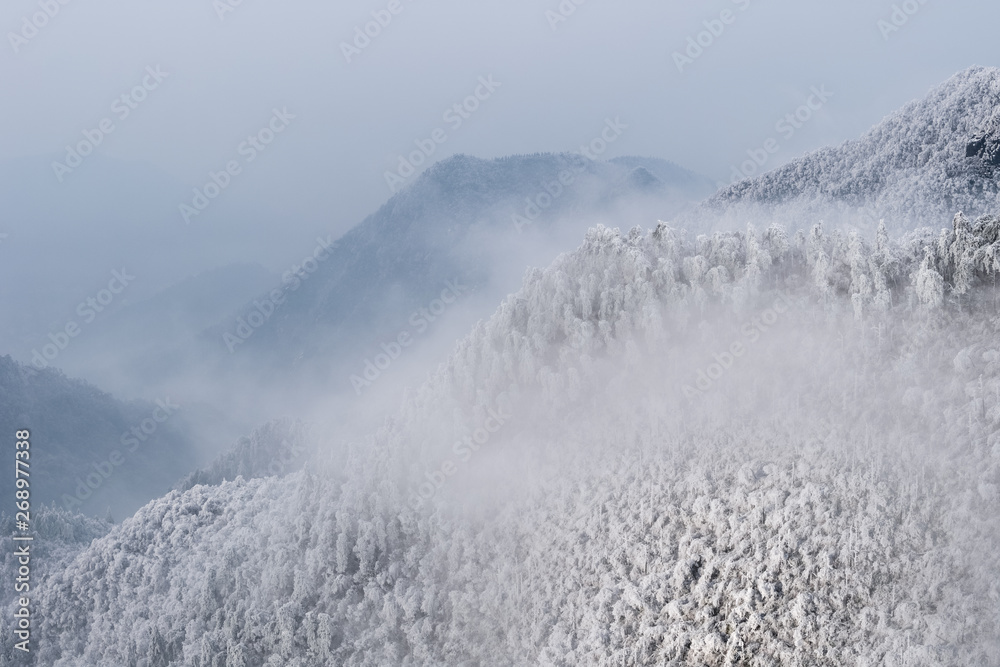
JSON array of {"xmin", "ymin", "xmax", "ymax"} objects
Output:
[
  {"xmin": 689, "ymin": 66, "xmax": 1000, "ymax": 232},
  {"xmin": 209, "ymin": 152, "xmax": 715, "ymax": 371},
  {"xmin": 13, "ymin": 211, "xmax": 1000, "ymax": 666},
  {"xmin": 111, "ymin": 152, "xmax": 715, "ymax": 429}
]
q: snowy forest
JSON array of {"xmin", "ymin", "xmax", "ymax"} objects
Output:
[
  {"xmin": 693, "ymin": 66, "xmax": 1000, "ymax": 233},
  {"xmin": 4, "ymin": 6, "xmax": 1000, "ymax": 663},
  {"xmin": 4, "ymin": 211, "xmax": 999, "ymax": 665}
]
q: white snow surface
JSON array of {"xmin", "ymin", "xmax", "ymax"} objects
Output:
[
  {"xmin": 10, "ymin": 216, "xmax": 1000, "ymax": 666},
  {"xmin": 690, "ymin": 67, "xmax": 1000, "ymax": 233}
]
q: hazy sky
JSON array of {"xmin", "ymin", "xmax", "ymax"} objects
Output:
[{"xmin": 1, "ymin": 0, "xmax": 998, "ymax": 267}]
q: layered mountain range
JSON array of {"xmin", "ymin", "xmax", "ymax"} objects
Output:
[{"xmin": 4, "ymin": 67, "xmax": 1000, "ymax": 666}]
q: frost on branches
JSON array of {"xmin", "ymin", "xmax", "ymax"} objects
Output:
[
  {"xmin": 17, "ymin": 215, "xmax": 1000, "ymax": 666},
  {"xmin": 692, "ymin": 66, "xmax": 1000, "ymax": 233}
]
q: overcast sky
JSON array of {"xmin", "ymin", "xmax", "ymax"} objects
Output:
[{"xmin": 1, "ymin": 0, "xmax": 998, "ymax": 269}]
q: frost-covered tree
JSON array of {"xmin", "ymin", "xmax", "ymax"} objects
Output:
[{"xmin": 16, "ymin": 215, "xmax": 1000, "ymax": 667}]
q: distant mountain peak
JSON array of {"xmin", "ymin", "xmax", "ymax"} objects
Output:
[
  {"xmin": 691, "ymin": 66, "xmax": 1000, "ymax": 231},
  {"xmin": 189, "ymin": 151, "xmax": 716, "ymax": 384}
]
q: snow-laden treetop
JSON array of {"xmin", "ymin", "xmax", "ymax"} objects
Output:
[{"xmin": 691, "ymin": 66, "xmax": 1000, "ymax": 232}]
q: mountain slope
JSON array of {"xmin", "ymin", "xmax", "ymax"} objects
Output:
[
  {"xmin": 117, "ymin": 152, "xmax": 715, "ymax": 424},
  {"xmin": 690, "ymin": 66, "xmax": 1000, "ymax": 232},
  {"xmin": 57, "ymin": 263, "xmax": 277, "ymax": 393},
  {"xmin": 0, "ymin": 356, "xmax": 202, "ymax": 518},
  {"xmin": 0, "ymin": 155, "xmax": 287, "ymax": 355},
  {"xmin": 221, "ymin": 152, "xmax": 715, "ymax": 369},
  {"xmin": 21, "ymin": 215, "xmax": 1000, "ymax": 666},
  {"xmin": 174, "ymin": 417, "xmax": 313, "ymax": 493},
  {"xmin": 610, "ymin": 155, "xmax": 719, "ymax": 194}
]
